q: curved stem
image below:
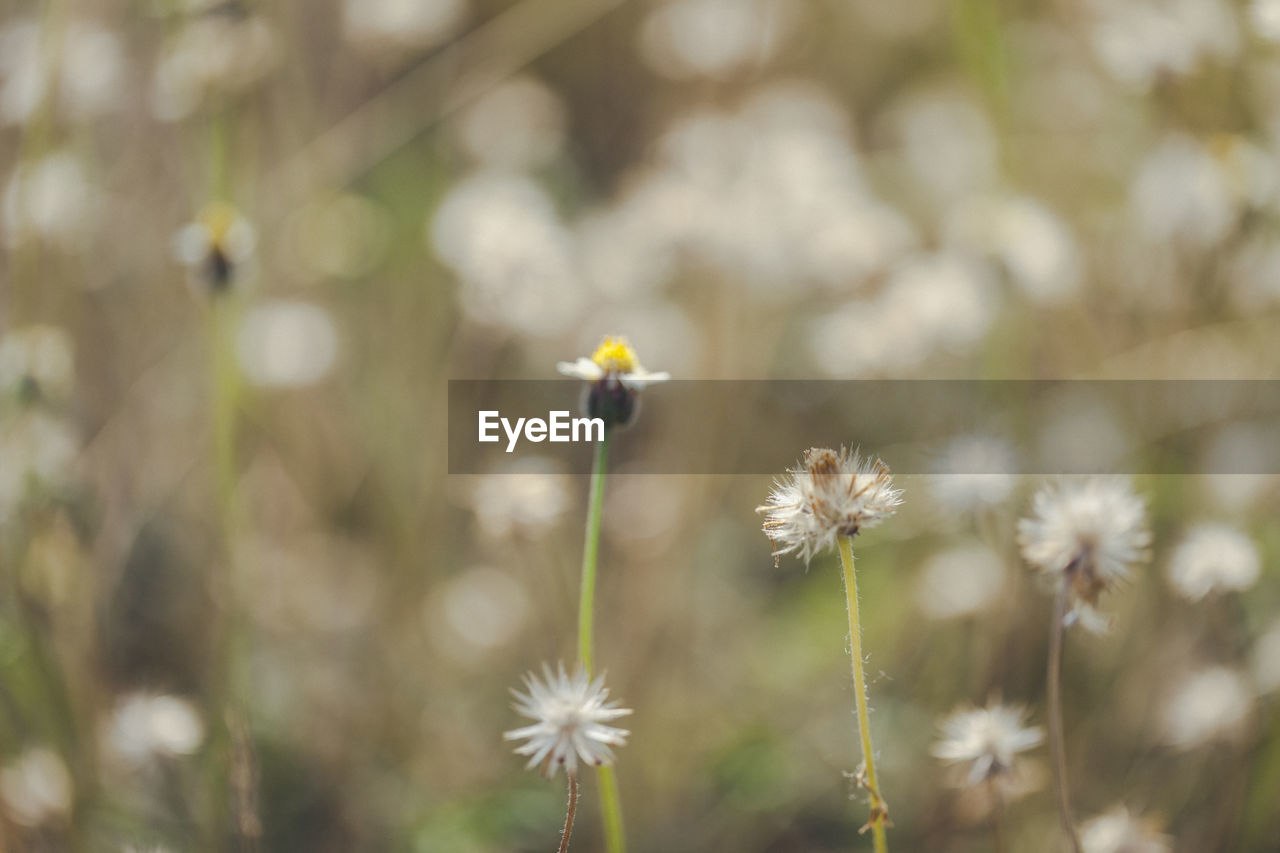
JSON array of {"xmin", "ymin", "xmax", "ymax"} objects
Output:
[
  {"xmin": 558, "ymin": 773, "xmax": 579, "ymax": 853},
  {"xmin": 1047, "ymin": 581, "xmax": 1082, "ymax": 853},
  {"xmin": 838, "ymin": 536, "xmax": 888, "ymax": 853}
]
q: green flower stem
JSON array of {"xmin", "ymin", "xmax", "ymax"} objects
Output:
[
  {"xmin": 577, "ymin": 432, "xmax": 609, "ymax": 673},
  {"xmin": 838, "ymin": 535, "xmax": 888, "ymax": 853},
  {"xmin": 575, "ymin": 431, "xmax": 626, "ymax": 853}
]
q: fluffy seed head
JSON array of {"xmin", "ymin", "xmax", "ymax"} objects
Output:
[
  {"xmin": 503, "ymin": 663, "xmax": 632, "ymax": 778},
  {"xmin": 1079, "ymin": 806, "xmax": 1171, "ymax": 853},
  {"xmin": 1018, "ymin": 477, "xmax": 1150, "ymax": 608},
  {"xmin": 1166, "ymin": 523, "xmax": 1260, "ymax": 600},
  {"xmin": 932, "ymin": 702, "xmax": 1044, "ymax": 786},
  {"xmin": 757, "ymin": 447, "xmax": 903, "ymax": 563}
]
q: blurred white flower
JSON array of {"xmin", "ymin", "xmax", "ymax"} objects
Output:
[
  {"xmin": 504, "ymin": 664, "xmax": 632, "ymax": 778},
  {"xmin": 1131, "ymin": 134, "xmax": 1235, "ymax": 248},
  {"xmin": 1091, "ymin": 0, "xmax": 1238, "ymax": 90},
  {"xmin": 1079, "ymin": 806, "xmax": 1172, "ymax": 853},
  {"xmin": 3, "ymin": 152, "xmax": 98, "ymax": 250},
  {"xmin": 104, "ymin": 693, "xmax": 206, "ymax": 764},
  {"xmin": 0, "ymin": 747, "xmax": 71, "ymax": 826},
  {"xmin": 927, "ymin": 434, "xmax": 1016, "ymax": 514},
  {"xmin": 1160, "ymin": 666, "xmax": 1252, "ymax": 749},
  {"xmin": 916, "ymin": 544, "xmax": 1006, "ymax": 620},
  {"xmin": 807, "ymin": 252, "xmax": 996, "ymax": 376},
  {"xmin": 457, "ymin": 76, "xmax": 565, "ymax": 169},
  {"xmin": 0, "ymin": 325, "xmax": 74, "ymax": 403},
  {"xmin": 1166, "ymin": 524, "xmax": 1260, "ymax": 600},
  {"xmin": 944, "ymin": 195, "xmax": 1081, "ymax": 304},
  {"xmin": 932, "ymin": 702, "xmax": 1043, "ymax": 786},
  {"xmin": 429, "ymin": 170, "xmax": 583, "ymax": 336},
  {"xmin": 638, "ymin": 0, "xmax": 795, "ymax": 80},
  {"xmin": 1252, "ymin": 620, "xmax": 1280, "ymax": 694},
  {"xmin": 0, "ymin": 19, "xmax": 124, "ymax": 125},
  {"xmin": 344, "ymin": 0, "xmax": 466, "ymax": 52},
  {"xmin": 1018, "ymin": 478, "xmax": 1150, "ymax": 621},
  {"xmin": 1252, "ymin": 0, "xmax": 1280, "ymax": 41},
  {"xmin": 757, "ymin": 447, "xmax": 902, "ymax": 563},
  {"xmin": 151, "ymin": 9, "xmax": 276, "ymax": 121},
  {"xmin": 173, "ymin": 202, "xmax": 257, "ymax": 294},
  {"xmin": 460, "ymin": 456, "xmax": 570, "ymax": 539},
  {"xmin": 0, "ymin": 410, "xmax": 79, "ymax": 517},
  {"xmin": 429, "ymin": 566, "xmax": 530, "ymax": 662},
  {"xmin": 893, "ymin": 92, "xmax": 997, "ymax": 201},
  {"xmin": 236, "ymin": 300, "xmax": 339, "ymax": 389},
  {"xmin": 604, "ymin": 85, "xmax": 913, "ymax": 297}
]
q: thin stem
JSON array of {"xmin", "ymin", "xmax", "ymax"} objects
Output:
[
  {"xmin": 597, "ymin": 765, "xmax": 624, "ymax": 853},
  {"xmin": 988, "ymin": 779, "xmax": 1006, "ymax": 853},
  {"xmin": 558, "ymin": 772, "xmax": 579, "ymax": 853},
  {"xmin": 838, "ymin": 536, "xmax": 888, "ymax": 853},
  {"xmin": 577, "ymin": 432, "xmax": 610, "ymax": 674},
  {"xmin": 1047, "ymin": 581, "xmax": 1082, "ymax": 853},
  {"xmin": 574, "ymin": 431, "xmax": 625, "ymax": 853}
]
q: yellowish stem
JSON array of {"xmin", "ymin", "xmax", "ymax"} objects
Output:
[{"xmin": 838, "ymin": 535, "xmax": 888, "ymax": 853}]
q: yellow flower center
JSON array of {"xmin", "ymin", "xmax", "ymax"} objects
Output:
[
  {"xmin": 590, "ymin": 336, "xmax": 639, "ymax": 374},
  {"xmin": 198, "ymin": 202, "xmax": 239, "ymax": 247}
]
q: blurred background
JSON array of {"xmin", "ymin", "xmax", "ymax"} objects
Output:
[{"xmin": 1, "ymin": 0, "xmax": 1279, "ymax": 850}]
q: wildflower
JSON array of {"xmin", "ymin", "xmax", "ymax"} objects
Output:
[
  {"xmin": 1079, "ymin": 806, "xmax": 1171, "ymax": 853},
  {"xmin": 173, "ymin": 202, "xmax": 256, "ymax": 294},
  {"xmin": 0, "ymin": 747, "xmax": 71, "ymax": 826},
  {"xmin": 757, "ymin": 446, "xmax": 902, "ymax": 563},
  {"xmin": 103, "ymin": 693, "xmax": 205, "ymax": 765},
  {"xmin": 0, "ymin": 325, "xmax": 74, "ymax": 404},
  {"xmin": 1160, "ymin": 666, "xmax": 1252, "ymax": 749},
  {"xmin": 933, "ymin": 702, "xmax": 1043, "ymax": 787},
  {"xmin": 557, "ymin": 336, "xmax": 669, "ymax": 428},
  {"xmin": 1166, "ymin": 523, "xmax": 1259, "ymax": 600},
  {"xmin": 1018, "ymin": 478, "xmax": 1150, "ymax": 617},
  {"xmin": 504, "ymin": 664, "xmax": 631, "ymax": 779}
]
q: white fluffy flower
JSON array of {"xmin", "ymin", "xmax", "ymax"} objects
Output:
[
  {"xmin": 932, "ymin": 702, "xmax": 1043, "ymax": 786},
  {"xmin": 757, "ymin": 447, "xmax": 902, "ymax": 563},
  {"xmin": 503, "ymin": 664, "xmax": 632, "ymax": 778},
  {"xmin": 1079, "ymin": 806, "xmax": 1171, "ymax": 853},
  {"xmin": 1160, "ymin": 666, "xmax": 1252, "ymax": 749},
  {"xmin": 1018, "ymin": 478, "xmax": 1150, "ymax": 613},
  {"xmin": 1166, "ymin": 523, "xmax": 1260, "ymax": 600}
]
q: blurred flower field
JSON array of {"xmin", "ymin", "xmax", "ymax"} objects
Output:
[{"xmin": 1, "ymin": 0, "xmax": 1280, "ymax": 851}]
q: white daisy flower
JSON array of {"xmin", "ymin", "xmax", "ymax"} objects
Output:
[
  {"xmin": 557, "ymin": 336, "xmax": 669, "ymax": 428},
  {"xmin": 557, "ymin": 335, "xmax": 670, "ymax": 391},
  {"xmin": 173, "ymin": 202, "xmax": 257, "ymax": 294},
  {"xmin": 1079, "ymin": 805, "xmax": 1171, "ymax": 853},
  {"xmin": 503, "ymin": 663, "xmax": 632, "ymax": 778},
  {"xmin": 1166, "ymin": 523, "xmax": 1260, "ymax": 601},
  {"xmin": 757, "ymin": 446, "xmax": 902, "ymax": 563},
  {"xmin": 932, "ymin": 702, "xmax": 1043, "ymax": 786},
  {"xmin": 1018, "ymin": 478, "xmax": 1150, "ymax": 612}
]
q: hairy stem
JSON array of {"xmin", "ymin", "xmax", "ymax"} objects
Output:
[
  {"xmin": 1047, "ymin": 581, "xmax": 1082, "ymax": 853},
  {"xmin": 558, "ymin": 773, "xmax": 579, "ymax": 853},
  {"xmin": 838, "ymin": 536, "xmax": 888, "ymax": 853}
]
